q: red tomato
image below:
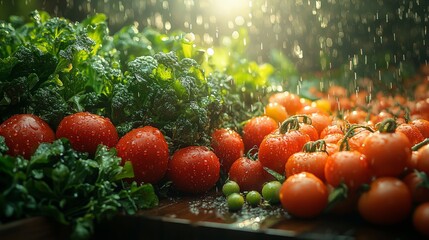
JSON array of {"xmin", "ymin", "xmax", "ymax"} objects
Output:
[
  {"xmin": 414, "ymin": 99, "xmax": 429, "ymax": 121},
  {"xmin": 413, "ymin": 202, "xmax": 429, "ymax": 238},
  {"xmin": 416, "ymin": 144, "xmax": 429, "ymax": 175},
  {"xmin": 324, "ymin": 151, "xmax": 371, "ymax": 192},
  {"xmin": 344, "ymin": 109, "xmax": 368, "ymax": 124},
  {"xmin": 403, "ymin": 171, "xmax": 429, "ymax": 203},
  {"xmin": 358, "ymin": 177, "xmax": 412, "ymax": 225},
  {"xmin": 242, "ymin": 116, "xmax": 278, "ymax": 153},
  {"xmin": 396, "ymin": 123, "xmax": 425, "ymax": 146},
  {"xmin": 323, "ymin": 133, "xmax": 344, "ymax": 144},
  {"xmin": 0, "ymin": 114, "xmax": 55, "ymax": 159},
  {"xmin": 56, "ymin": 112, "xmax": 118, "ymax": 155},
  {"xmin": 360, "ymin": 131, "xmax": 411, "ymax": 178},
  {"xmin": 228, "ymin": 156, "xmax": 273, "ymax": 192},
  {"xmin": 411, "ymin": 118, "xmax": 429, "ymax": 138},
  {"xmin": 116, "ymin": 126, "xmax": 169, "ymax": 184},
  {"xmin": 309, "ymin": 113, "xmax": 332, "ymax": 136},
  {"xmin": 269, "ymin": 91, "xmax": 303, "ymax": 115},
  {"xmin": 168, "ymin": 146, "xmax": 220, "ymax": 194},
  {"xmin": 298, "ymin": 123, "xmax": 319, "ymax": 141},
  {"xmin": 279, "ymin": 172, "xmax": 328, "ymax": 218},
  {"xmin": 210, "ymin": 128, "xmax": 244, "ymax": 173},
  {"xmin": 285, "ymin": 151, "xmax": 328, "ymax": 181},
  {"xmin": 325, "ymin": 142, "xmax": 340, "ymax": 155},
  {"xmin": 259, "ymin": 130, "xmax": 309, "ymax": 175},
  {"xmin": 320, "ymin": 124, "xmax": 344, "ymax": 139},
  {"xmin": 347, "ymin": 128, "xmax": 373, "ymax": 152}
]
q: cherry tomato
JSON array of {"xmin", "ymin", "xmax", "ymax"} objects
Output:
[
  {"xmin": 279, "ymin": 172, "xmax": 328, "ymax": 218},
  {"xmin": 402, "ymin": 171, "xmax": 429, "ymax": 203},
  {"xmin": 325, "ymin": 142, "xmax": 339, "ymax": 156},
  {"xmin": 322, "ymin": 133, "xmax": 344, "ymax": 144},
  {"xmin": 411, "ymin": 118, "xmax": 429, "ymax": 138},
  {"xmin": 268, "ymin": 91, "xmax": 303, "ymax": 115},
  {"xmin": 320, "ymin": 124, "xmax": 344, "ymax": 139},
  {"xmin": 298, "ymin": 123, "xmax": 319, "ymax": 141},
  {"xmin": 0, "ymin": 114, "xmax": 55, "ymax": 159},
  {"xmin": 414, "ymin": 99, "xmax": 429, "ymax": 121},
  {"xmin": 361, "ymin": 131, "xmax": 411, "ymax": 178},
  {"xmin": 258, "ymin": 130, "xmax": 308, "ymax": 175},
  {"xmin": 262, "ymin": 181, "xmax": 282, "ymax": 204},
  {"xmin": 116, "ymin": 126, "xmax": 169, "ymax": 184},
  {"xmin": 396, "ymin": 123, "xmax": 425, "ymax": 146},
  {"xmin": 56, "ymin": 112, "xmax": 118, "ymax": 155},
  {"xmin": 264, "ymin": 102, "xmax": 288, "ymax": 123},
  {"xmin": 413, "ymin": 202, "xmax": 429, "ymax": 238},
  {"xmin": 211, "ymin": 128, "xmax": 244, "ymax": 173},
  {"xmin": 222, "ymin": 181, "xmax": 240, "ymax": 197},
  {"xmin": 416, "ymin": 144, "xmax": 429, "ymax": 175},
  {"xmin": 285, "ymin": 151, "xmax": 328, "ymax": 181},
  {"xmin": 344, "ymin": 109, "xmax": 368, "ymax": 124},
  {"xmin": 168, "ymin": 146, "xmax": 220, "ymax": 194},
  {"xmin": 242, "ymin": 116, "xmax": 278, "ymax": 153},
  {"xmin": 347, "ymin": 128, "xmax": 373, "ymax": 152},
  {"xmin": 358, "ymin": 177, "xmax": 412, "ymax": 225},
  {"xmin": 227, "ymin": 193, "xmax": 244, "ymax": 211},
  {"xmin": 246, "ymin": 191, "xmax": 262, "ymax": 207},
  {"xmin": 309, "ymin": 113, "xmax": 332, "ymax": 136},
  {"xmin": 324, "ymin": 151, "xmax": 371, "ymax": 192},
  {"xmin": 228, "ymin": 156, "xmax": 273, "ymax": 192}
]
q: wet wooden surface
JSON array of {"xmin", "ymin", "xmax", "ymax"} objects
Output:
[
  {"xmin": 0, "ymin": 192, "xmax": 423, "ymax": 240},
  {"xmin": 94, "ymin": 192, "xmax": 423, "ymax": 240}
]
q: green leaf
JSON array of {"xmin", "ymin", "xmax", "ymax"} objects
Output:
[
  {"xmin": 263, "ymin": 167, "xmax": 285, "ymax": 183},
  {"xmin": 114, "ymin": 161, "xmax": 135, "ymax": 181}
]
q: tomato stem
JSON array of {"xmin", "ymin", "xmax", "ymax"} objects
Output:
[
  {"xmin": 302, "ymin": 140, "xmax": 327, "ymax": 153},
  {"xmin": 339, "ymin": 124, "xmax": 374, "ymax": 151},
  {"xmin": 279, "ymin": 115, "xmax": 312, "ymax": 134},
  {"xmin": 412, "ymin": 138, "xmax": 429, "ymax": 151},
  {"xmin": 376, "ymin": 118, "xmax": 397, "ymax": 133}
]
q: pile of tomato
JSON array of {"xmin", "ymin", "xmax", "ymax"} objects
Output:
[
  {"xmin": 1, "ymin": 71, "xmax": 429, "ymax": 237},
  {"xmin": 213, "ymin": 73, "xmax": 429, "ymax": 238}
]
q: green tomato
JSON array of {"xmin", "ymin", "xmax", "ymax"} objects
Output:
[
  {"xmin": 262, "ymin": 181, "xmax": 282, "ymax": 204},
  {"xmin": 222, "ymin": 180, "xmax": 240, "ymax": 196},
  {"xmin": 227, "ymin": 193, "xmax": 244, "ymax": 211},
  {"xmin": 246, "ymin": 190, "xmax": 262, "ymax": 207}
]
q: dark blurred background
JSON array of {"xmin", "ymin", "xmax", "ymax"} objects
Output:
[{"xmin": 1, "ymin": 0, "xmax": 428, "ymax": 73}]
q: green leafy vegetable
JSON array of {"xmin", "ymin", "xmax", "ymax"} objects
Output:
[{"xmin": 0, "ymin": 137, "xmax": 158, "ymax": 239}]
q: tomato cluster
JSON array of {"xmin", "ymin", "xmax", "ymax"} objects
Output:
[
  {"xmin": 2, "ymin": 72, "xmax": 429, "ymax": 238},
  {"xmin": 217, "ymin": 75, "xmax": 429, "ymax": 237},
  {"xmin": 0, "ymin": 112, "xmax": 220, "ymax": 195}
]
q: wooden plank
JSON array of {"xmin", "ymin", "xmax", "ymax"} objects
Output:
[{"xmin": 0, "ymin": 217, "xmax": 68, "ymax": 240}]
